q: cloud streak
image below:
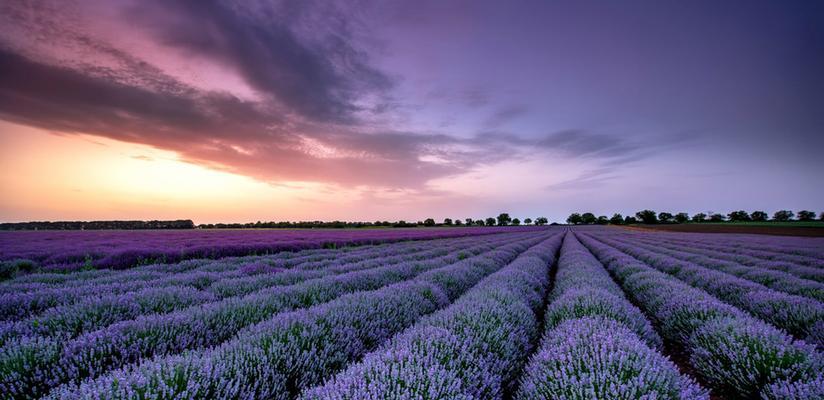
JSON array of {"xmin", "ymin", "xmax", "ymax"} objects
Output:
[{"xmin": 0, "ymin": 0, "xmax": 686, "ymax": 193}]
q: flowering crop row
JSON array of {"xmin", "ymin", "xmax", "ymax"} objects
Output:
[
  {"xmin": 515, "ymin": 233, "xmax": 706, "ymax": 399},
  {"xmin": 578, "ymin": 232, "xmax": 822, "ymax": 399},
  {"xmin": 0, "ymin": 233, "xmax": 488, "ymax": 323},
  {"xmin": 0, "ymin": 238, "xmax": 466, "ymax": 345},
  {"xmin": 647, "ymin": 232, "xmax": 824, "ymax": 266},
  {"xmin": 44, "ymin": 232, "xmax": 558, "ymax": 399},
  {"xmin": 0, "ymin": 226, "xmax": 543, "ymax": 272},
  {"xmin": 637, "ymin": 234, "xmax": 824, "ymax": 282},
  {"xmin": 591, "ymin": 233, "xmax": 824, "ymax": 347},
  {"xmin": 300, "ymin": 233, "xmax": 564, "ymax": 399},
  {"xmin": 0, "ymin": 231, "xmax": 545, "ymax": 399},
  {"xmin": 626, "ymin": 235, "xmax": 824, "ymax": 301}
]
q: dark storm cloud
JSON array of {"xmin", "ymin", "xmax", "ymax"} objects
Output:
[
  {"xmin": 5, "ymin": 0, "xmax": 814, "ymax": 199},
  {"xmin": 0, "ymin": 48, "xmax": 456, "ymax": 187},
  {"xmin": 126, "ymin": 0, "xmax": 391, "ymax": 122}
]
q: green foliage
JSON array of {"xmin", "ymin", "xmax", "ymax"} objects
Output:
[
  {"xmin": 566, "ymin": 213, "xmax": 582, "ymax": 225},
  {"xmin": 636, "ymin": 210, "xmax": 658, "ymax": 224},
  {"xmin": 773, "ymin": 210, "xmax": 794, "ymax": 221},
  {"xmin": 750, "ymin": 211, "xmax": 768, "ymax": 221}
]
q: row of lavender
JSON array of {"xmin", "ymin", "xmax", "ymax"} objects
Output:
[
  {"xmin": 301, "ymin": 229, "xmax": 821, "ymax": 399},
  {"xmin": 0, "ymin": 226, "xmax": 541, "ymax": 274},
  {"xmin": 2, "ymin": 227, "xmax": 822, "ymax": 399},
  {"xmin": 577, "ymin": 230, "xmax": 823, "ymax": 399},
  {"xmin": 0, "ymin": 230, "xmax": 557, "ymax": 399}
]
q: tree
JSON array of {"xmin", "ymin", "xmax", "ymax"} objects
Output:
[
  {"xmin": 609, "ymin": 213, "xmax": 624, "ymax": 225},
  {"xmin": 465, "ymin": 218, "xmax": 474, "ymax": 226},
  {"xmin": 596, "ymin": 215, "xmax": 609, "ymax": 225},
  {"xmin": 497, "ymin": 213, "xmax": 512, "ymax": 226},
  {"xmin": 454, "ymin": 219, "xmax": 463, "ymax": 226},
  {"xmin": 819, "ymin": 212, "xmax": 824, "ymax": 221},
  {"xmin": 524, "ymin": 218, "xmax": 533, "ymax": 225},
  {"xmin": 485, "ymin": 217, "xmax": 496, "ymax": 226},
  {"xmin": 423, "ymin": 218, "xmax": 436, "ymax": 227},
  {"xmin": 636, "ymin": 210, "xmax": 658, "ymax": 224},
  {"xmin": 727, "ymin": 210, "xmax": 751, "ymax": 222},
  {"xmin": 674, "ymin": 213, "xmax": 689, "ymax": 223},
  {"xmin": 475, "ymin": 219, "xmax": 485, "ymax": 226},
  {"xmin": 535, "ymin": 217, "xmax": 548, "ymax": 225},
  {"xmin": 658, "ymin": 212, "xmax": 674, "ymax": 223},
  {"xmin": 750, "ymin": 211, "xmax": 768, "ymax": 222},
  {"xmin": 566, "ymin": 213, "xmax": 582, "ymax": 225},
  {"xmin": 773, "ymin": 210, "xmax": 794, "ymax": 221},
  {"xmin": 581, "ymin": 213, "xmax": 597, "ymax": 225},
  {"xmin": 692, "ymin": 213, "xmax": 707, "ymax": 223},
  {"xmin": 709, "ymin": 213, "xmax": 726, "ymax": 222},
  {"xmin": 444, "ymin": 218, "xmax": 453, "ymax": 226},
  {"xmin": 798, "ymin": 210, "xmax": 816, "ymax": 221},
  {"xmin": 624, "ymin": 216, "xmax": 637, "ymax": 224},
  {"xmin": 512, "ymin": 218, "xmax": 521, "ymax": 226}
]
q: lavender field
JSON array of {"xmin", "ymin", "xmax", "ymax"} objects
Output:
[
  {"xmin": 0, "ymin": 227, "xmax": 822, "ymax": 400},
  {"xmin": 0, "ymin": 226, "xmax": 534, "ymax": 273}
]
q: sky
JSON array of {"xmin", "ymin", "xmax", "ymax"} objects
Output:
[{"xmin": 1, "ymin": 0, "xmax": 822, "ymax": 223}]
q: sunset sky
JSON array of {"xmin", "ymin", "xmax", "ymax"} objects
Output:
[{"xmin": 1, "ymin": 0, "xmax": 822, "ymax": 223}]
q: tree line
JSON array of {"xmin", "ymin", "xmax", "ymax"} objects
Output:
[
  {"xmin": 565, "ymin": 210, "xmax": 824, "ymax": 225},
  {"xmin": 202, "ymin": 213, "xmax": 550, "ymax": 229},
  {"xmin": 0, "ymin": 220, "xmax": 196, "ymax": 230},
  {"xmin": 1, "ymin": 214, "xmax": 551, "ymax": 230}
]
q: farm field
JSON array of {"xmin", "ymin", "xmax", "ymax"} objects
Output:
[
  {"xmin": 0, "ymin": 226, "xmax": 539, "ymax": 273},
  {"xmin": 0, "ymin": 227, "xmax": 822, "ymax": 399}
]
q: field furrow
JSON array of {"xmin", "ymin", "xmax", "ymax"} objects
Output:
[
  {"xmin": 620, "ymin": 235, "xmax": 824, "ymax": 301},
  {"xmin": 45, "ymin": 233, "xmax": 559, "ymax": 399},
  {"xmin": 586, "ymin": 232, "xmax": 824, "ymax": 347},
  {"xmin": 299, "ymin": 233, "xmax": 564, "ymax": 399},
  {"xmin": 577, "ymin": 233, "xmax": 823, "ymax": 399},
  {"xmin": 0, "ymin": 231, "xmax": 549, "ymax": 399},
  {"xmin": 514, "ymin": 233, "xmax": 707, "ymax": 399}
]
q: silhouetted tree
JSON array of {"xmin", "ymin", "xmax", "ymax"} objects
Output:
[
  {"xmin": 444, "ymin": 218, "xmax": 453, "ymax": 226},
  {"xmin": 465, "ymin": 218, "xmax": 474, "ymax": 226},
  {"xmin": 674, "ymin": 213, "xmax": 690, "ymax": 223},
  {"xmin": 454, "ymin": 219, "xmax": 463, "ymax": 226},
  {"xmin": 692, "ymin": 213, "xmax": 707, "ymax": 223},
  {"xmin": 497, "ymin": 213, "xmax": 512, "ymax": 226},
  {"xmin": 524, "ymin": 218, "xmax": 533, "ymax": 225},
  {"xmin": 596, "ymin": 215, "xmax": 609, "ymax": 225},
  {"xmin": 658, "ymin": 212, "xmax": 674, "ymax": 223},
  {"xmin": 709, "ymin": 213, "xmax": 726, "ymax": 222},
  {"xmin": 609, "ymin": 214, "xmax": 624, "ymax": 225},
  {"xmin": 727, "ymin": 210, "xmax": 751, "ymax": 222},
  {"xmin": 750, "ymin": 211, "xmax": 768, "ymax": 221},
  {"xmin": 798, "ymin": 210, "xmax": 816, "ymax": 221},
  {"xmin": 581, "ymin": 213, "xmax": 597, "ymax": 225},
  {"xmin": 512, "ymin": 218, "xmax": 521, "ymax": 226},
  {"xmin": 624, "ymin": 216, "xmax": 638, "ymax": 224},
  {"xmin": 773, "ymin": 210, "xmax": 794, "ymax": 221},
  {"xmin": 423, "ymin": 218, "xmax": 436, "ymax": 227},
  {"xmin": 475, "ymin": 219, "xmax": 485, "ymax": 226},
  {"xmin": 535, "ymin": 217, "xmax": 548, "ymax": 225},
  {"xmin": 486, "ymin": 217, "xmax": 496, "ymax": 226},
  {"xmin": 819, "ymin": 212, "xmax": 824, "ymax": 221},
  {"xmin": 566, "ymin": 213, "xmax": 583, "ymax": 225},
  {"xmin": 636, "ymin": 210, "xmax": 658, "ymax": 224}
]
